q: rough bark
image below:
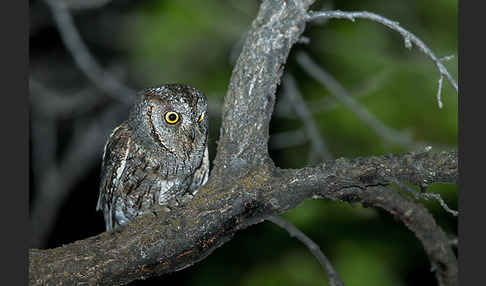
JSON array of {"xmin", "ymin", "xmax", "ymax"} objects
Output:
[
  {"xmin": 29, "ymin": 150, "xmax": 457, "ymax": 285},
  {"xmin": 29, "ymin": 1, "xmax": 458, "ymax": 285}
]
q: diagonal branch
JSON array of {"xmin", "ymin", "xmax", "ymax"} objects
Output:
[
  {"xmin": 296, "ymin": 51, "xmax": 414, "ymax": 147},
  {"xmin": 307, "ymin": 10, "xmax": 458, "ymax": 108},
  {"xmin": 267, "ymin": 216, "xmax": 345, "ymax": 286},
  {"xmin": 282, "ymin": 73, "xmax": 333, "ymax": 161},
  {"xmin": 389, "ymin": 177, "xmax": 458, "ymax": 216},
  {"xmin": 29, "ymin": 78, "xmax": 102, "ymax": 118},
  {"xmin": 270, "ymin": 129, "xmax": 308, "ymax": 150},
  {"xmin": 347, "ymin": 186, "xmax": 457, "ymax": 286},
  {"xmin": 270, "ymin": 153, "xmax": 457, "ymax": 286},
  {"xmin": 214, "ymin": 0, "xmax": 315, "ymax": 169},
  {"xmin": 43, "ymin": 0, "xmax": 135, "ymax": 104}
]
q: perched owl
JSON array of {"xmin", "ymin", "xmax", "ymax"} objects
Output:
[{"xmin": 97, "ymin": 84, "xmax": 209, "ymax": 231}]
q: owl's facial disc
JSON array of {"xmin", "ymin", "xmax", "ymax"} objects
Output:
[
  {"xmin": 130, "ymin": 84, "xmax": 207, "ymax": 161},
  {"xmin": 146, "ymin": 99, "xmax": 206, "ymax": 159},
  {"xmin": 144, "ymin": 102, "xmax": 177, "ymax": 154}
]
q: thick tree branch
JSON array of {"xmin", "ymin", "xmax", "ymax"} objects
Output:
[
  {"xmin": 29, "ymin": 150, "xmax": 457, "ymax": 285},
  {"xmin": 214, "ymin": 0, "xmax": 314, "ymax": 168},
  {"xmin": 353, "ymin": 186, "xmax": 457, "ymax": 286},
  {"xmin": 30, "ymin": 1, "xmax": 457, "ymax": 285}
]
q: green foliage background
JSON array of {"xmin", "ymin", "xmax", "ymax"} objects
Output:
[{"xmin": 97, "ymin": 0, "xmax": 459, "ymax": 285}]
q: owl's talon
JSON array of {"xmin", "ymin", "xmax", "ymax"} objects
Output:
[{"xmin": 109, "ymin": 224, "xmax": 126, "ymax": 236}]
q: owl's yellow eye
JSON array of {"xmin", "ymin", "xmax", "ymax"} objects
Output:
[
  {"xmin": 165, "ymin": 111, "xmax": 180, "ymax": 124},
  {"xmin": 197, "ymin": 112, "xmax": 205, "ymax": 123}
]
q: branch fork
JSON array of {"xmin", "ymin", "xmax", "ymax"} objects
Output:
[{"xmin": 30, "ymin": 1, "xmax": 458, "ymax": 285}]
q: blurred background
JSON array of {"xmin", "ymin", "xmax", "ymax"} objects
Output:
[{"xmin": 29, "ymin": 0, "xmax": 458, "ymax": 285}]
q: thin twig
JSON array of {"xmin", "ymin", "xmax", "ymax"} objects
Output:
[
  {"xmin": 267, "ymin": 216, "xmax": 345, "ymax": 286},
  {"xmin": 448, "ymin": 236, "xmax": 458, "ymax": 248},
  {"xmin": 307, "ymin": 10, "xmax": 458, "ymax": 108},
  {"xmin": 270, "ymin": 129, "xmax": 307, "ymax": 150},
  {"xmin": 388, "ymin": 177, "xmax": 458, "ymax": 217},
  {"xmin": 43, "ymin": 0, "xmax": 135, "ymax": 104},
  {"xmin": 297, "ymin": 52, "xmax": 413, "ymax": 147},
  {"xmin": 207, "ymin": 68, "xmax": 389, "ymax": 120},
  {"xmin": 29, "ymin": 78, "xmax": 103, "ymax": 118},
  {"xmin": 62, "ymin": 0, "xmax": 113, "ymax": 10},
  {"xmin": 283, "ymin": 73, "xmax": 333, "ymax": 161},
  {"xmin": 275, "ymin": 69, "xmax": 390, "ymax": 119},
  {"xmin": 437, "ymin": 75, "xmax": 444, "ymax": 109}
]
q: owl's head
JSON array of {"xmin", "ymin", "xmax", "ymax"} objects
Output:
[{"xmin": 128, "ymin": 84, "xmax": 208, "ymax": 162}]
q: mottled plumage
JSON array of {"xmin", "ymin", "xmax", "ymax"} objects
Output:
[{"xmin": 97, "ymin": 84, "xmax": 209, "ymax": 231}]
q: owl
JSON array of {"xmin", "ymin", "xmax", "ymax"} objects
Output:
[{"xmin": 96, "ymin": 84, "xmax": 209, "ymax": 231}]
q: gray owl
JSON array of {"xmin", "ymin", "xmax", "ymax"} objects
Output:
[{"xmin": 97, "ymin": 84, "xmax": 209, "ymax": 231}]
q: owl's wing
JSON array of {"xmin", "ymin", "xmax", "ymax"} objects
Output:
[
  {"xmin": 97, "ymin": 122, "xmax": 132, "ymax": 231},
  {"xmin": 190, "ymin": 146, "xmax": 209, "ymax": 193}
]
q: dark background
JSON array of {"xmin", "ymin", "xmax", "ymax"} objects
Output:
[{"xmin": 29, "ymin": 0, "xmax": 457, "ymax": 285}]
